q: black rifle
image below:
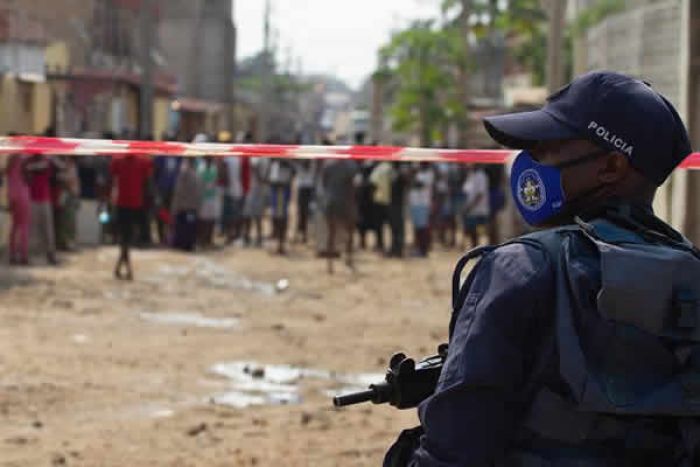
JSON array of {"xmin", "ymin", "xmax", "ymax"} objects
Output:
[{"xmin": 333, "ymin": 344, "xmax": 448, "ymax": 409}]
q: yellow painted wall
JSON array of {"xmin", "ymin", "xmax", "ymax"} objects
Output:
[
  {"xmin": 32, "ymin": 83, "xmax": 52, "ymax": 135},
  {"xmin": 153, "ymin": 97, "xmax": 171, "ymax": 140},
  {"xmin": 0, "ymin": 77, "xmax": 52, "ymax": 136},
  {"xmin": 45, "ymin": 41, "xmax": 70, "ymax": 70}
]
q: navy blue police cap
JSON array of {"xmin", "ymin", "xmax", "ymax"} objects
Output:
[{"xmin": 483, "ymin": 71, "xmax": 692, "ymax": 186}]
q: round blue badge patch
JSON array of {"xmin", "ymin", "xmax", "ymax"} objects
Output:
[{"xmin": 517, "ymin": 168, "xmax": 546, "ymax": 211}]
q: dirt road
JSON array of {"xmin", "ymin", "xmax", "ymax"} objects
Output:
[{"xmin": 0, "ymin": 243, "xmax": 458, "ymax": 466}]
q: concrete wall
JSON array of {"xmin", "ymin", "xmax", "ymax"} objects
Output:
[
  {"xmin": 159, "ymin": 0, "xmax": 234, "ymax": 103},
  {"xmin": 158, "ymin": 14, "xmax": 198, "ymax": 93},
  {"xmin": 196, "ymin": 0, "xmax": 235, "ymax": 104},
  {"xmin": 586, "ymin": 1, "xmax": 683, "ymax": 108},
  {"xmin": 581, "ymin": 0, "xmax": 687, "ymax": 227}
]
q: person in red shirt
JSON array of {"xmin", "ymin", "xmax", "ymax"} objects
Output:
[
  {"xmin": 109, "ymin": 154, "xmax": 153, "ymax": 280},
  {"xmin": 24, "ymin": 154, "xmax": 58, "ymax": 265}
]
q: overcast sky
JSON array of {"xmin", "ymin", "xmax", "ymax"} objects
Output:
[{"xmin": 234, "ymin": 0, "xmax": 441, "ymax": 89}]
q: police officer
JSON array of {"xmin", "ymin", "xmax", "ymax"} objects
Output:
[{"xmin": 385, "ymin": 71, "xmax": 700, "ymax": 466}]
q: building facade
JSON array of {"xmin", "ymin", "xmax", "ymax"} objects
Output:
[{"xmin": 159, "ymin": 0, "xmax": 236, "ymax": 139}]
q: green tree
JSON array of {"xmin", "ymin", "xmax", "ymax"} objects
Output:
[
  {"xmin": 379, "ymin": 22, "xmax": 463, "ymax": 146},
  {"xmin": 571, "ymin": 0, "xmax": 626, "ymax": 37},
  {"xmin": 500, "ymin": 0, "xmax": 549, "ymax": 86},
  {"xmin": 441, "ymin": 0, "xmax": 473, "ymax": 147},
  {"xmin": 377, "ymin": 1, "xmax": 551, "ymax": 146},
  {"xmin": 441, "ymin": 0, "xmax": 549, "ymax": 105}
]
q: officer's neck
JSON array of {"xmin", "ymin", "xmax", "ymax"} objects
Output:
[{"xmin": 580, "ymin": 197, "xmax": 653, "ymax": 221}]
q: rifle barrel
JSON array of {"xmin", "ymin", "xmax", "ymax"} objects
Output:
[{"xmin": 333, "ymin": 389, "xmax": 375, "ymax": 407}]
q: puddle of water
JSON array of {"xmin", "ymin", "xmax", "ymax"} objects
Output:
[
  {"xmin": 212, "ymin": 390, "xmax": 301, "ymax": 408},
  {"xmin": 152, "ymin": 260, "xmax": 283, "ymax": 297},
  {"xmin": 210, "ymin": 362, "xmax": 307, "ymax": 408},
  {"xmin": 212, "ymin": 392, "xmax": 267, "ymax": 408},
  {"xmin": 139, "ymin": 312, "xmax": 239, "ymax": 329},
  {"xmin": 194, "ymin": 259, "xmax": 278, "ymax": 296},
  {"xmin": 209, "ymin": 361, "xmax": 384, "ymax": 409}
]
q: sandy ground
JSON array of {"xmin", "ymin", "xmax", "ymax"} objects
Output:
[{"xmin": 0, "ymin": 238, "xmax": 463, "ymax": 467}]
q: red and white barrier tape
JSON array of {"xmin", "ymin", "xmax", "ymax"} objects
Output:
[{"xmin": 0, "ymin": 136, "xmax": 698, "ymax": 169}]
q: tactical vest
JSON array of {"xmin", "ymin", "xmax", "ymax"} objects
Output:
[{"xmin": 451, "ymin": 213, "xmax": 700, "ymax": 466}]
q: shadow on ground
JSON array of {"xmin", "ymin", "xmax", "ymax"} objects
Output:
[{"xmin": 0, "ymin": 267, "xmax": 34, "ymax": 292}]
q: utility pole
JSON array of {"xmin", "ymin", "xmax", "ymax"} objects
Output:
[
  {"xmin": 546, "ymin": 0, "xmax": 566, "ymax": 93},
  {"xmin": 139, "ymin": 0, "xmax": 155, "ymax": 139},
  {"xmin": 457, "ymin": 0, "xmax": 472, "ymax": 148},
  {"xmin": 258, "ymin": 0, "xmax": 272, "ymax": 143},
  {"xmin": 227, "ymin": 1, "xmax": 237, "ymax": 134},
  {"xmin": 370, "ymin": 64, "xmax": 386, "ymax": 145},
  {"xmin": 485, "ymin": 0, "xmax": 504, "ymax": 100}
]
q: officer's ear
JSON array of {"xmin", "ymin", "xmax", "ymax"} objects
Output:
[{"xmin": 597, "ymin": 152, "xmax": 630, "ymax": 184}]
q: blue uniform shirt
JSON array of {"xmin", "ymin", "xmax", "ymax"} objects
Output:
[{"xmin": 407, "ymin": 236, "xmax": 602, "ymax": 466}]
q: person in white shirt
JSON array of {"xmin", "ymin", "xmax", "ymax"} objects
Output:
[
  {"xmin": 408, "ymin": 163, "xmax": 435, "ymax": 257},
  {"xmin": 222, "ymin": 156, "xmax": 244, "ymax": 244},
  {"xmin": 461, "ymin": 165, "xmax": 490, "ymax": 248}
]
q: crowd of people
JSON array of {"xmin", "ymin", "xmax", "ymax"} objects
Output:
[{"xmin": 1, "ymin": 132, "xmax": 507, "ymax": 277}]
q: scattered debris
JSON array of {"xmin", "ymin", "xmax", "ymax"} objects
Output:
[
  {"xmin": 300, "ymin": 412, "xmax": 312, "ymax": 425},
  {"xmin": 312, "ymin": 313, "xmax": 326, "ymax": 322},
  {"xmin": 246, "ymin": 366, "xmax": 265, "ymax": 379},
  {"xmin": 51, "ymin": 453, "xmax": 67, "ymax": 466},
  {"xmin": 186, "ymin": 423, "xmax": 208, "ymax": 437},
  {"xmin": 275, "ymin": 278, "xmax": 290, "ymax": 293}
]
